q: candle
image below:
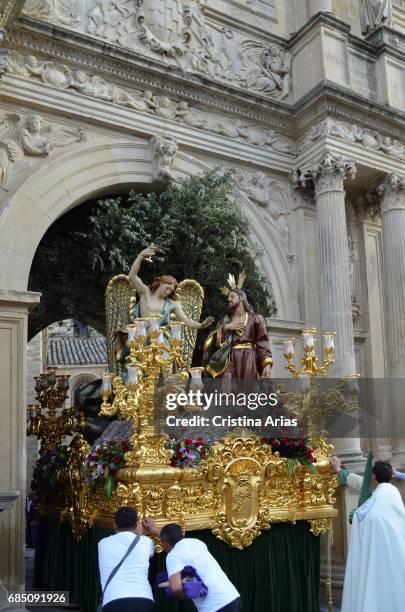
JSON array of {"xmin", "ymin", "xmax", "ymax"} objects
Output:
[
  {"xmin": 135, "ymin": 319, "xmax": 148, "ymax": 339},
  {"xmin": 126, "ymin": 365, "xmax": 142, "ymax": 390},
  {"xmin": 284, "ymin": 338, "xmax": 295, "ymax": 357},
  {"xmin": 189, "ymin": 367, "xmax": 204, "ymax": 383},
  {"xmin": 147, "ymin": 315, "xmax": 161, "ymax": 338},
  {"xmin": 102, "ymin": 372, "xmax": 114, "ymax": 396},
  {"xmin": 302, "ymin": 328, "xmax": 316, "ymax": 349},
  {"xmin": 323, "ymin": 332, "xmax": 336, "ymax": 351},
  {"xmin": 126, "ymin": 324, "xmax": 138, "ymax": 344}
]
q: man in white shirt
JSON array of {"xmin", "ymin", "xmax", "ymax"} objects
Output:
[
  {"xmin": 98, "ymin": 507, "xmax": 155, "ymax": 612},
  {"xmin": 143, "ymin": 519, "xmax": 241, "ymax": 612}
]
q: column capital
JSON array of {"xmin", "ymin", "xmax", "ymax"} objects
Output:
[
  {"xmin": 291, "ymin": 156, "xmax": 357, "ymax": 195},
  {"xmin": 376, "ymin": 173, "xmax": 405, "ymax": 214}
]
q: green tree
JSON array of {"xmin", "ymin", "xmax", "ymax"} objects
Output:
[{"xmin": 29, "ymin": 169, "xmax": 276, "ymax": 354}]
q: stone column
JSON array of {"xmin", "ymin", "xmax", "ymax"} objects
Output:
[
  {"xmin": 377, "ymin": 174, "xmax": 405, "ymax": 465},
  {"xmin": 0, "ymin": 289, "xmax": 40, "ymax": 592},
  {"xmin": 296, "ymin": 157, "xmax": 363, "ymax": 466}
]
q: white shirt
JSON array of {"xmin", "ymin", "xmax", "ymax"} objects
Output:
[
  {"xmin": 98, "ymin": 532, "xmax": 155, "ymax": 605},
  {"xmin": 166, "ymin": 538, "xmax": 239, "ymax": 612}
]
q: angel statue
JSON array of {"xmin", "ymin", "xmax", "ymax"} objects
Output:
[
  {"xmin": 109, "ymin": 245, "xmax": 214, "ymax": 376},
  {"xmin": 78, "ymin": 245, "xmax": 213, "ymax": 442},
  {"xmin": 0, "ymin": 113, "xmax": 84, "ymax": 191}
]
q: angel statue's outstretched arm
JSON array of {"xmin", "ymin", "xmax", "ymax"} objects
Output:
[
  {"xmin": 171, "ymin": 302, "xmax": 214, "ymax": 330},
  {"xmin": 128, "ymin": 246, "xmax": 156, "ymax": 294}
]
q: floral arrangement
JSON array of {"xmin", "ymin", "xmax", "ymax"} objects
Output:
[
  {"xmin": 261, "ymin": 437, "xmax": 318, "ymax": 474},
  {"xmin": 83, "ymin": 439, "xmax": 129, "ymax": 498},
  {"xmin": 168, "ymin": 436, "xmax": 209, "ymax": 468},
  {"xmin": 31, "ymin": 445, "xmax": 68, "ymax": 496}
]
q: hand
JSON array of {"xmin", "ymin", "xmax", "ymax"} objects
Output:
[
  {"xmin": 199, "ymin": 316, "xmax": 215, "ymax": 329},
  {"xmin": 224, "ymin": 322, "xmax": 245, "ymax": 333},
  {"xmin": 142, "ymin": 517, "xmax": 159, "ymax": 534},
  {"xmin": 330, "ymin": 456, "xmax": 341, "ymax": 473},
  {"xmin": 140, "ymin": 246, "xmax": 156, "ymax": 260},
  {"xmin": 261, "ymin": 365, "xmax": 272, "ymax": 378}
]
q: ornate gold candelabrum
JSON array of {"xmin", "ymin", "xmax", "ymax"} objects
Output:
[
  {"xmin": 27, "ymin": 367, "xmax": 76, "ymax": 451},
  {"xmin": 281, "ymin": 329, "xmax": 360, "ymax": 438},
  {"xmin": 99, "ymin": 317, "xmax": 187, "ymax": 466},
  {"xmin": 283, "ymin": 328, "xmax": 336, "ymax": 378}
]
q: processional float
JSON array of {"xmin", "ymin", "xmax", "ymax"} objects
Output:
[{"xmin": 27, "ymin": 272, "xmax": 360, "ymax": 612}]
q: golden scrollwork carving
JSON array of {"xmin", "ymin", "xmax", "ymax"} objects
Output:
[
  {"xmin": 59, "ymin": 435, "xmax": 93, "ymax": 542},
  {"xmin": 309, "ymin": 518, "xmax": 332, "ymax": 536}
]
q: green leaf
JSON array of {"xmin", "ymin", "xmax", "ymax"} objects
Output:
[
  {"xmin": 103, "ymin": 473, "xmax": 114, "ymax": 499},
  {"xmin": 286, "ymin": 458, "xmax": 300, "ymax": 476},
  {"xmin": 299, "ymin": 458, "xmax": 318, "ymax": 473}
]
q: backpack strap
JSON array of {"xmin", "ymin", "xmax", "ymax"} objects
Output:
[{"xmin": 100, "ymin": 535, "xmax": 140, "ymax": 605}]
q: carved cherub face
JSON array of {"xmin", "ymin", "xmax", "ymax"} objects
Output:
[
  {"xmin": 26, "ymin": 115, "xmax": 41, "ymax": 133},
  {"xmin": 75, "ymin": 71, "xmax": 86, "ymax": 83},
  {"xmin": 178, "ymin": 101, "xmax": 188, "ymax": 111},
  {"xmin": 161, "ymin": 97, "xmax": 170, "ymax": 107},
  {"xmin": 144, "ymin": 90, "xmax": 153, "ymax": 100}
]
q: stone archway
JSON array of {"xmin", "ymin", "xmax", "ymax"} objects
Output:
[{"xmin": 0, "ymin": 137, "xmax": 295, "ymax": 319}]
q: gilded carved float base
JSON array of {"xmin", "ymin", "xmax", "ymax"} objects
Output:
[{"xmin": 44, "ymin": 433, "xmax": 337, "ymax": 548}]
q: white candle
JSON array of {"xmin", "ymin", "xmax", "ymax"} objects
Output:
[
  {"xmin": 189, "ymin": 367, "xmax": 204, "ymax": 383},
  {"xmin": 126, "ymin": 365, "xmax": 141, "ymax": 389},
  {"xmin": 147, "ymin": 316, "xmax": 161, "ymax": 336},
  {"xmin": 135, "ymin": 319, "xmax": 148, "ymax": 338},
  {"xmin": 302, "ymin": 328, "xmax": 315, "ymax": 349},
  {"xmin": 323, "ymin": 332, "xmax": 336, "ymax": 351},
  {"xmin": 102, "ymin": 373, "xmax": 114, "ymax": 395},
  {"xmin": 126, "ymin": 324, "xmax": 137, "ymax": 344},
  {"xmin": 284, "ymin": 338, "xmax": 295, "ymax": 356}
]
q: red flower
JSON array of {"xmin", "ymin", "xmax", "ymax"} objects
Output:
[
  {"xmin": 184, "ymin": 438, "xmax": 192, "ymax": 446},
  {"xmin": 112, "ymin": 456, "xmax": 121, "ymax": 464}
]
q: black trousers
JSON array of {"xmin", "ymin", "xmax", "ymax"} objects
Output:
[
  {"xmin": 217, "ymin": 597, "xmax": 242, "ymax": 612},
  {"xmin": 103, "ymin": 598, "xmax": 154, "ymax": 612}
]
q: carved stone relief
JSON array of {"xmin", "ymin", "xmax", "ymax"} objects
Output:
[
  {"xmin": 0, "ymin": 111, "xmax": 85, "ymax": 191},
  {"xmin": 23, "ymin": 0, "xmax": 80, "ymax": 26},
  {"xmin": 3, "ymin": 51, "xmax": 294, "ymax": 154},
  {"xmin": 239, "ymin": 41, "xmax": 290, "ymax": 100},
  {"xmin": 237, "ymin": 169, "xmax": 294, "ymax": 262},
  {"xmin": 21, "ymin": 0, "xmax": 291, "ymax": 100},
  {"xmin": 299, "ymin": 117, "xmax": 405, "ymax": 162},
  {"xmin": 150, "ymin": 133, "xmax": 178, "ymax": 181}
]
